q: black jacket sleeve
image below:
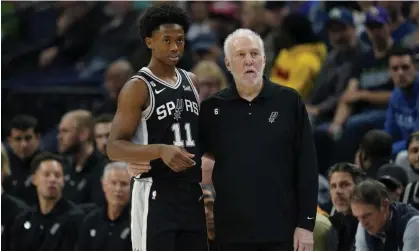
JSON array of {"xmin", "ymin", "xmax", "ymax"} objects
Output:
[{"xmin": 294, "ymin": 96, "xmax": 318, "ymax": 231}]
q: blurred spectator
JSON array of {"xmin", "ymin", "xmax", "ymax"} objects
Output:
[
  {"xmin": 191, "ymin": 60, "xmax": 227, "ymax": 101},
  {"xmin": 76, "ymin": 162, "xmax": 131, "ymax": 251},
  {"xmin": 313, "ymin": 212, "xmax": 331, "ymax": 251},
  {"xmin": 319, "ymin": 6, "xmax": 395, "ymax": 165},
  {"xmin": 270, "ymin": 13, "xmax": 327, "ymax": 101},
  {"xmin": 318, "ymin": 174, "xmax": 332, "ymax": 212},
  {"xmin": 359, "ymin": 3, "xmax": 416, "ymax": 46},
  {"xmin": 326, "ymin": 163, "xmax": 365, "ymax": 251},
  {"xmin": 263, "ymin": 1, "xmax": 290, "ymax": 76},
  {"xmin": 411, "ymin": 1, "xmax": 419, "ymax": 24},
  {"xmin": 377, "ymin": 163, "xmax": 409, "ymax": 202},
  {"xmin": 208, "ymin": 1, "xmax": 240, "ymax": 47},
  {"xmin": 58, "ymin": 110, "xmax": 108, "ymax": 206},
  {"xmin": 202, "ymin": 184, "xmax": 217, "ymax": 251},
  {"xmin": 396, "ymin": 131, "xmax": 419, "ymax": 182},
  {"xmin": 307, "ymin": 7, "xmax": 367, "ymax": 125},
  {"xmin": 93, "ymin": 60, "xmax": 134, "ymax": 116},
  {"xmin": 186, "ymin": 1, "xmax": 211, "ymax": 42},
  {"xmin": 354, "ymin": 129, "xmax": 393, "ymax": 178},
  {"xmin": 38, "ymin": 2, "xmax": 108, "ymax": 69},
  {"xmin": 189, "ymin": 32, "xmax": 222, "ymax": 66},
  {"xmin": 77, "ymin": 1, "xmax": 139, "ymax": 79},
  {"xmin": 240, "ymin": 1, "xmax": 269, "ymax": 38},
  {"xmin": 384, "ymin": 47, "xmax": 418, "ymax": 156},
  {"xmin": 3, "ymin": 115, "xmax": 41, "ymax": 205},
  {"xmin": 94, "ymin": 114, "xmax": 113, "ymax": 156},
  {"xmin": 351, "ymin": 180, "xmax": 419, "ymax": 251},
  {"xmin": 1, "ymin": 143, "xmax": 28, "ymax": 251},
  {"xmin": 401, "ymin": 133, "xmax": 419, "ymax": 210},
  {"xmin": 10, "ymin": 153, "xmax": 84, "ymax": 251}
]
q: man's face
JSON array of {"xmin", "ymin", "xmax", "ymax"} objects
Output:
[
  {"xmin": 95, "ymin": 122, "xmax": 112, "ymax": 154},
  {"xmin": 327, "ymin": 22, "xmax": 355, "ymax": 50},
  {"xmin": 366, "ymin": 23, "xmax": 390, "ymax": 49},
  {"xmin": 389, "ymin": 55, "xmax": 416, "ymax": 89},
  {"xmin": 190, "ymin": 1, "xmax": 208, "ymax": 22},
  {"xmin": 32, "ymin": 160, "xmax": 64, "ymax": 200},
  {"xmin": 265, "ymin": 7, "xmax": 288, "ymax": 28},
  {"xmin": 225, "ymin": 35, "xmax": 265, "ymax": 86},
  {"xmin": 146, "ymin": 24, "xmax": 185, "ymax": 67},
  {"xmin": 102, "ymin": 168, "xmax": 131, "ymax": 208},
  {"xmin": 202, "ymin": 188, "xmax": 215, "ymax": 239},
  {"xmin": 351, "ymin": 200, "xmax": 389, "ymax": 235},
  {"xmin": 58, "ymin": 116, "xmax": 81, "ymax": 154},
  {"xmin": 8, "ymin": 128, "xmax": 40, "ymax": 159},
  {"xmin": 330, "ymin": 172, "xmax": 356, "ymax": 214},
  {"xmin": 408, "ymin": 139, "xmax": 419, "ymax": 171}
]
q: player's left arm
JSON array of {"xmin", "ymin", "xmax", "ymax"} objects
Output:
[{"xmin": 294, "ymin": 95, "xmax": 318, "ymax": 232}]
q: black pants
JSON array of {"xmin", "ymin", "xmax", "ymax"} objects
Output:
[
  {"xmin": 218, "ymin": 242, "xmax": 293, "ymax": 251},
  {"xmin": 131, "ymin": 178, "xmax": 208, "ymax": 251}
]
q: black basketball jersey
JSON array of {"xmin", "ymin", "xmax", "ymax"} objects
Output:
[{"xmin": 130, "ymin": 67, "xmax": 202, "ymax": 183}]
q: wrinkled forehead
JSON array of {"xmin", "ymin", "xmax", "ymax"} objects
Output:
[{"xmin": 229, "ymin": 36, "xmax": 262, "ymax": 54}]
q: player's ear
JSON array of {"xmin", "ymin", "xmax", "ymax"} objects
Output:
[
  {"xmin": 145, "ymin": 37, "xmax": 153, "ymax": 50},
  {"xmin": 224, "ymin": 57, "xmax": 231, "ymax": 72}
]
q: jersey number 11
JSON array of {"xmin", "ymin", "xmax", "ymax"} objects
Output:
[{"xmin": 171, "ymin": 123, "xmax": 195, "ymax": 147}]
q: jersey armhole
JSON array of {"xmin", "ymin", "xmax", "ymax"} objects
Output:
[
  {"xmin": 180, "ymin": 69, "xmax": 200, "ymax": 107},
  {"xmin": 129, "ymin": 76, "xmax": 155, "ymax": 120}
]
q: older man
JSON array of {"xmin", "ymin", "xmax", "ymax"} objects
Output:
[{"xmin": 199, "ymin": 28, "xmax": 318, "ymax": 251}]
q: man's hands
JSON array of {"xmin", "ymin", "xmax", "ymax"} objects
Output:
[
  {"xmin": 294, "ymin": 227, "xmax": 314, "ymax": 251},
  {"xmin": 127, "ymin": 145, "xmax": 195, "ymax": 177},
  {"xmin": 159, "ymin": 145, "xmax": 195, "ymax": 172}
]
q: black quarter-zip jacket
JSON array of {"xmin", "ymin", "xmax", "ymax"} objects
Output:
[{"xmin": 199, "ymin": 77, "xmax": 318, "ymax": 243}]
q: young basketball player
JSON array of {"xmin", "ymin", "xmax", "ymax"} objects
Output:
[{"xmin": 106, "ymin": 4, "xmax": 207, "ymax": 251}]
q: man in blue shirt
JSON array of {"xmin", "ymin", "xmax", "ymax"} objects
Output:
[{"xmin": 384, "ymin": 47, "xmax": 419, "ymax": 156}]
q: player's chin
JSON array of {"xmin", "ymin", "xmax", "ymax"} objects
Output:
[{"xmin": 166, "ymin": 57, "xmax": 180, "ymax": 65}]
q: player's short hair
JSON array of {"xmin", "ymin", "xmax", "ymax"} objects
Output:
[
  {"xmin": 328, "ymin": 162, "xmax": 366, "ymax": 184},
  {"xmin": 138, "ymin": 3, "xmax": 190, "ymax": 42},
  {"xmin": 30, "ymin": 152, "xmax": 66, "ymax": 175},
  {"xmin": 94, "ymin": 114, "xmax": 114, "ymax": 125},
  {"xmin": 8, "ymin": 114, "xmax": 39, "ymax": 135},
  {"xmin": 223, "ymin": 28, "xmax": 265, "ymax": 60},
  {"xmin": 351, "ymin": 179, "xmax": 389, "ymax": 209},
  {"xmin": 102, "ymin": 162, "xmax": 128, "ymax": 180}
]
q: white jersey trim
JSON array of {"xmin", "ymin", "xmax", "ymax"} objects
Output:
[
  {"xmin": 131, "ymin": 177, "xmax": 153, "ymax": 251},
  {"xmin": 180, "ymin": 69, "xmax": 200, "ymax": 108},
  {"xmin": 140, "ymin": 67, "xmax": 182, "ymax": 89},
  {"xmin": 130, "ymin": 75, "xmax": 155, "ymax": 121}
]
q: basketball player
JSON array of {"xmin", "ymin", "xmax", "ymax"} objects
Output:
[{"xmin": 106, "ymin": 4, "xmax": 207, "ymax": 251}]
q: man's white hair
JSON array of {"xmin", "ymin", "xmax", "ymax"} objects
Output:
[
  {"xmin": 223, "ymin": 28, "xmax": 265, "ymax": 60},
  {"xmin": 102, "ymin": 161, "xmax": 128, "ymax": 180}
]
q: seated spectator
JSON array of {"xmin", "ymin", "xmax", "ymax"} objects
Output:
[
  {"xmin": 396, "ymin": 131, "xmax": 419, "ymax": 182},
  {"xmin": 94, "ymin": 114, "xmax": 113, "ymax": 156},
  {"xmin": 186, "ymin": 1, "xmax": 211, "ymax": 44},
  {"xmin": 313, "ymin": 212, "xmax": 332, "ymax": 251},
  {"xmin": 307, "ymin": 7, "xmax": 368, "ymax": 125},
  {"xmin": 376, "ymin": 163, "xmax": 409, "ymax": 202},
  {"xmin": 351, "ymin": 179, "xmax": 419, "ymax": 251},
  {"xmin": 202, "ymin": 184, "xmax": 216, "ymax": 251},
  {"xmin": 76, "ymin": 162, "xmax": 131, "ymax": 251},
  {"xmin": 354, "ymin": 129, "xmax": 393, "ymax": 178},
  {"xmin": 1, "ymin": 143, "xmax": 28, "ymax": 251},
  {"xmin": 384, "ymin": 47, "xmax": 419, "ymax": 156},
  {"xmin": 316, "ymin": 8, "xmax": 395, "ymax": 165},
  {"xmin": 10, "ymin": 153, "xmax": 84, "ymax": 251},
  {"xmin": 93, "ymin": 60, "xmax": 134, "ymax": 116},
  {"xmin": 326, "ymin": 163, "xmax": 366, "ymax": 251},
  {"xmin": 270, "ymin": 13, "xmax": 327, "ymax": 101},
  {"xmin": 360, "ymin": 5, "xmax": 416, "ymax": 48},
  {"xmin": 401, "ymin": 134, "xmax": 419, "ymax": 209},
  {"xmin": 191, "ymin": 60, "xmax": 228, "ymax": 101},
  {"xmin": 77, "ymin": 1, "xmax": 139, "ymax": 79},
  {"xmin": 318, "ymin": 174, "xmax": 332, "ymax": 212},
  {"xmin": 240, "ymin": 1, "xmax": 270, "ymax": 39},
  {"xmin": 58, "ymin": 110, "xmax": 108, "ymax": 206},
  {"xmin": 3, "ymin": 115, "xmax": 41, "ymax": 205}
]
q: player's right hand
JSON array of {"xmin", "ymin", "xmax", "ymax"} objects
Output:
[{"xmin": 159, "ymin": 145, "xmax": 195, "ymax": 172}]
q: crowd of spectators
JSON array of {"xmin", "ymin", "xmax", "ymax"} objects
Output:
[{"xmin": 1, "ymin": 1, "xmax": 419, "ymax": 251}]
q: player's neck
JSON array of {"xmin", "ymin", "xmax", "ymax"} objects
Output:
[
  {"xmin": 107, "ymin": 204, "xmax": 124, "ymax": 221},
  {"xmin": 235, "ymin": 80, "xmax": 263, "ymax": 102},
  {"xmin": 147, "ymin": 58, "xmax": 176, "ymax": 79},
  {"xmin": 39, "ymin": 197, "xmax": 60, "ymax": 215}
]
